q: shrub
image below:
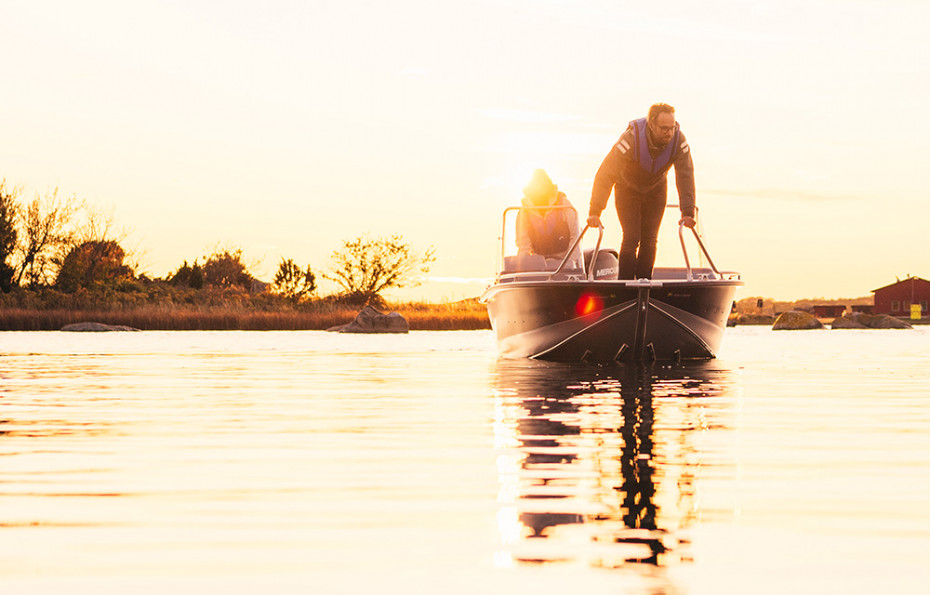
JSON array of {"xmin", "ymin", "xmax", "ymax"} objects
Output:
[
  {"xmin": 56, "ymin": 240, "xmax": 133, "ymax": 293},
  {"xmin": 202, "ymin": 249, "xmax": 253, "ymax": 289},
  {"xmin": 272, "ymin": 258, "xmax": 316, "ymax": 303}
]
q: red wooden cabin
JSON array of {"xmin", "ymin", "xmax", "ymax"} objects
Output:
[
  {"xmin": 812, "ymin": 305, "xmax": 847, "ymax": 318},
  {"xmin": 872, "ymin": 276, "xmax": 930, "ymax": 317}
]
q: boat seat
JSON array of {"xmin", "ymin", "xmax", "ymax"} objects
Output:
[
  {"xmin": 502, "ymin": 254, "xmax": 548, "ymax": 273},
  {"xmin": 501, "ymin": 254, "xmax": 585, "ymax": 276}
]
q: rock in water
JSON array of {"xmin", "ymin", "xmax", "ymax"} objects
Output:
[
  {"xmin": 831, "ymin": 315, "xmax": 868, "ymax": 329},
  {"xmin": 327, "ymin": 305, "xmax": 409, "ymax": 334},
  {"xmin": 772, "ymin": 311, "xmax": 824, "ymax": 330},
  {"xmin": 61, "ymin": 322, "xmax": 140, "ymax": 332},
  {"xmin": 832, "ymin": 312, "xmax": 912, "ymax": 329},
  {"xmin": 863, "ymin": 314, "xmax": 912, "ymax": 329}
]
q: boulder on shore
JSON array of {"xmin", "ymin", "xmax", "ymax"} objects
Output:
[
  {"xmin": 772, "ymin": 310, "xmax": 824, "ymax": 330},
  {"xmin": 61, "ymin": 322, "xmax": 140, "ymax": 332},
  {"xmin": 832, "ymin": 312, "xmax": 912, "ymax": 329},
  {"xmin": 327, "ymin": 305, "xmax": 409, "ymax": 334}
]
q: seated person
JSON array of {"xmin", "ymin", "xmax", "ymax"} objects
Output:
[{"xmin": 516, "ymin": 169, "xmax": 583, "ymax": 270}]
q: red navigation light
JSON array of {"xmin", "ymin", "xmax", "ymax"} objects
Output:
[{"xmin": 575, "ymin": 292, "xmax": 604, "ymax": 317}]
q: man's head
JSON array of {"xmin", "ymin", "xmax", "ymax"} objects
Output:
[{"xmin": 647, "ymin": 103, "xmax": 676, "ymax": 147}]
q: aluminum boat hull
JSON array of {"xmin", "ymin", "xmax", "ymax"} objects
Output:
[{"xmin": 482, "ymin": 277, "xmax": 740, "ymax": 363}]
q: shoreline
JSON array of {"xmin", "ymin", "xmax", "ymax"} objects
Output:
[
  {"xmin": 4, "ymin": 307, "xmax": 925, "ymax": 332},
  {"xmin": 730, "ymin": 314, "xmax": 930, "ymax": 327}
]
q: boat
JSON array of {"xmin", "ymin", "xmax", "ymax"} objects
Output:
[{"xmin": 481, "ymin": 205, "xmax": 742, "ymax": 363}]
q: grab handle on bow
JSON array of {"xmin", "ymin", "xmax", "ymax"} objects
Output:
[{"xmin": 679, "ymin": 222, "xmax": 721, "ymax": 281}]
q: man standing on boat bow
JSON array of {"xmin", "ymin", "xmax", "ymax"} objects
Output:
[{"xmin": 586, "ymin": 103, "xmax": 696, "ymax": 280}]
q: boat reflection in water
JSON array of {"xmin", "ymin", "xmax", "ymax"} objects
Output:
[{"xmin": 492, "ymin": 358, "xmax": 735, "ymax": 572}]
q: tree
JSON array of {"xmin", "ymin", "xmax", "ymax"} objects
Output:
[
  {"xmin": 202, "ymin": 248, "xmax": 254, "ymax": 289},
  {"xmin": 272, "ymin": 258, "xmax": 316, "ymax": 303},
  {"xmin": 55, "ymin": 240, "xmax": 133, "ymax": 292},
  {"xmin": 13, "ymin": 188, "xmax": 80, "ymax": 287},
  {"xmin": 73, "ymin": 205, "xmax": 135, "ymax": 260},
  {"xmin": 0, "ymin": 181, "xmax": 18, "ymax": 292},
  {"xmin": 325, "ymin": 234, "xmax": 436, "ymax": 303},
  {"xmin": 169, "ymin": 260, "xmax": 204, "ymax": 289}
]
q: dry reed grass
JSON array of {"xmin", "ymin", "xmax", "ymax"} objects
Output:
[{"xmin": 0, "ymin": 300, "xmax": 490, "ymax": 331}]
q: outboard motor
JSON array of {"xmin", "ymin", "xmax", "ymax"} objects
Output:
[{"xmin": 585, "ymin": 249, "xmax": 619, "ymax": 280}]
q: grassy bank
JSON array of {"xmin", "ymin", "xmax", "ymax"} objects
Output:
[{"xmin": 0, "ymin": 301, "xmax": 491, "ymax": 331}]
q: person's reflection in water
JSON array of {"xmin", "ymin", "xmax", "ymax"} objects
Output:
[
  {"xmin": 512, "ymin": 366, "xmax": 583, "ymax": 539},
  {"xmin": 491, "ymin": 358, "xmax": 732, "ymax": 570}
]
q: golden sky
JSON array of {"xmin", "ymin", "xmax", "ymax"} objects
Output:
[{"xmin": 3, "ymin": 0, "xmax": 927, "ymax": 301}]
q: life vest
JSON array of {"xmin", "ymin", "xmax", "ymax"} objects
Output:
[
  {"xmin": 630, "ymin": 117, "xmax": 680, "ymax": 175},
  {"xmin": 526, "ymin": 209, "xmax": 571, "ymax": 257}
]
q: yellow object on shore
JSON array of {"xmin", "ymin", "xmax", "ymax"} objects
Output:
[{"xmin": 912, "ymin": 303, "xmax": 922, "ymax": 320}]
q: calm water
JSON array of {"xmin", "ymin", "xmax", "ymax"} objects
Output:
[{"xmin": 2, "ymin": 328, "xmax": 929, "ymax": 593}]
